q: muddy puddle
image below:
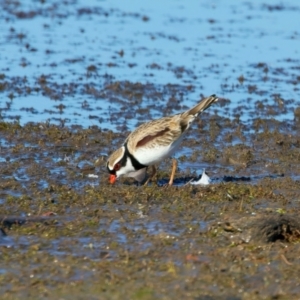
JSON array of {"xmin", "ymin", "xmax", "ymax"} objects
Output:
[{"xmin": 1, "ymin": 0, "xmax": 300, "ymax": 299}]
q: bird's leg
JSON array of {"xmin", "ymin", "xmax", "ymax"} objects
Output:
[
  {"xmin": 143, "ymin": 165, "xmax": 157, "ymax": 186},
  {"xmin": 167, "ymin": 158, "xmax": 177, "ymax": 186}
]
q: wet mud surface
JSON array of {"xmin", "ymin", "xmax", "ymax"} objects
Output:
[
  {"xmin": 1, "ymin": 114, "xmax": 300, "ymax": 299},
  {"xmin": 1, "ymin": 0, "xmax": 300, "ymax": 299}
]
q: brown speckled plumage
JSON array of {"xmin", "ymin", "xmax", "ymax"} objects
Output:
[{"xmin": 107, "ymin": 94, "xmax": 218, "ymax": 184}]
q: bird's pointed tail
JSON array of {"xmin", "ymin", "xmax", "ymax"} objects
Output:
[{"xmin": 184, "ymin": 94, "xmax": 218, "ymax": 117}]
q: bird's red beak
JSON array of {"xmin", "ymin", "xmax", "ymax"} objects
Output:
[{"xmin": 109, "ymin": 174, "xmax": 117, "ymax": 184}]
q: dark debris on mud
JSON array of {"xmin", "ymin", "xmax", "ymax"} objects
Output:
[{"xmin": 253, "ymin": 214, "xmax": 300, "ymax": 243}]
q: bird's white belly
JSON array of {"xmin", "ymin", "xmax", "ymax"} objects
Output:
[{"xmin": 134, "ymin": 135, "xmax": 184, "ymax": 166}]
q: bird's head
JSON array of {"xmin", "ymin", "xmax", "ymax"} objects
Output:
[
  {"xmin": 107, "ymin": 146, "xmax": 147, "ymax": 184},
  {"xmin": 106, "ymin": 147, "xmax": 127, "ymax": 184}
]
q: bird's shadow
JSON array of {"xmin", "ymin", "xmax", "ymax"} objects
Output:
[{"xmin": 123, "ymin": 173, "xmax": 284, "ymax": 187}]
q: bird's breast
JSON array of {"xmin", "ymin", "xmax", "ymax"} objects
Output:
[{"xmin": 133, "ymin": 134, "xmax": 184, "ymax": 166}]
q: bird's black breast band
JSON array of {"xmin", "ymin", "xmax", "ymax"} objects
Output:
[{"xmin": 124, "ymin": 142, "xmax": 147, "ymax": 170}]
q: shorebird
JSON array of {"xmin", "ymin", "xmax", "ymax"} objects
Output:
[{"xmin": 107, "ymin": 94, "xmax": 218, "ymax": 185}]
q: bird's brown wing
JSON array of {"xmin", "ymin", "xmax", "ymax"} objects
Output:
[
  {"xmin": 136, "ymin": 127, "xmax": 170, "ymax": 148},
  {"xmin": 125, "ymin": 116, "xmax": 182, "ymax": 152}
]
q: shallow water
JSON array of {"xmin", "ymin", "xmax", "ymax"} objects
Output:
[{"xmin": 1, "ymin": 0, "xmax": 299, "ymax": 128}]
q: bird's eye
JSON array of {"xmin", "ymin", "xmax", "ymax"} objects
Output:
[{"xmin": 114, "ymin": 163, "xmax": 121, "ymax": 171}]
